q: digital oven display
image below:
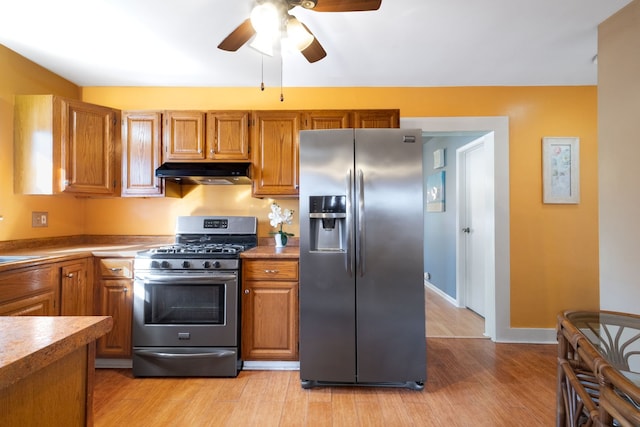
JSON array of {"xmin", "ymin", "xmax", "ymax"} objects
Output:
[{"xmin": 203, "ymin": 219, "xmax": 228, "ymax": 229}]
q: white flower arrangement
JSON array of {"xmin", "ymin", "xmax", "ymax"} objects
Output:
[{"xmin": 268, "ymin": 203, "xmax": 294, "ymax": 245}]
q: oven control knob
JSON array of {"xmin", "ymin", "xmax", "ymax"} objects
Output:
[
  {"xmin": 161, "ymin": 261, "xmax": 171, "ymax": 269},
  {"xmin": 182, "ymin": 261, "xmax": 190, "ymax": 268},
  {"xmin": 203, "ymin": 261, "xmax": 211, "ymax": 268},
  {"xmin": 151, "ymin": 260, "xmax": 160, "ymax": 269},
  {"xmin": 213, "ymin": 261, "xmax": 221, "ymax": 268}
]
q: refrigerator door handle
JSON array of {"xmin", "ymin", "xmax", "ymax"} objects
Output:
[
  {"xmin": 346, "ymin": 169, "xmax": 354, "ymax": 276},
  {"xmin": 357, "ymin": 169, "xmax": 365, "ymax": 277}
]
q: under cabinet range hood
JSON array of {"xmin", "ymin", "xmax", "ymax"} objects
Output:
[{"xmin": 155, "ymin": 162, "xmax": 252, "ymax": 185}]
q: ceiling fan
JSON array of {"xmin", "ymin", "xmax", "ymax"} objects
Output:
[{"xmin": 217, "ymin": 0, "xmax": 382, "ymax": 63}]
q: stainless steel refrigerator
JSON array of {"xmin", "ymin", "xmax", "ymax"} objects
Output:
[{"xmin": 299, "ymin": 128, "xmax": 426, "ymax": 390}]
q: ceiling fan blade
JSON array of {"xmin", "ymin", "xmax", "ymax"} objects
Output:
[
  {"xmin": 312, "ymin": 0, "xmax": 381, "ymax": 12},
  {"xmin": 299, "ymin": 23, "xmax": 327, "ymax": 63},
  {"xmin": 217, "ymin": 19, "xmax": 256, "ymax": 51}
]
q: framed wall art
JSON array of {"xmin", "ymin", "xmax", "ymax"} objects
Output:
[
  {"xmin": 426, "ymin": 171, "xmax": 445, "ymax": 212},
  {"xmin": 542, "ymin": 137, "xmax": 580, "ymax": 204}
]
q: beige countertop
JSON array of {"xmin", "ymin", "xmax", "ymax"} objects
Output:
[
  {"xmin": 0, "ymin": 316, "xmax": 113, "ymax": 389},
  {"xmin": 0, "ymin": 243, "xmax": 166, "ymax": 272},
  {"xmin": 241, "ymin": 245, "xmax": 300, "ymax": 259}
]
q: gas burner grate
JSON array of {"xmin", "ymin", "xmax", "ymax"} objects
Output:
[{"xmin": 149, "ymin": 243, "xmax": 247, "ymax": 255}]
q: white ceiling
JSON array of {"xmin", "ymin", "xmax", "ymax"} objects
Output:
[{"xmin": 0, "ymin": 0, "xmax": 632, "ymax": 88}]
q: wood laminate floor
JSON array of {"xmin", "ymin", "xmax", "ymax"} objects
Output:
[
  {"xmin": 425, "ymin": 285, "xmax": 486, "ymax": 338},
  {"xmin": 94, "ymin": 286, "xmax": 553, "ymax": 426},
  {"xmin": 94, "ymin": 338, "xmax": 557, "ymax": 426}
]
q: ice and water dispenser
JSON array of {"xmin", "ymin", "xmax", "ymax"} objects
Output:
[{"xmin": 308, "ymin": 195, "xmax": 346, "ymax": 252}]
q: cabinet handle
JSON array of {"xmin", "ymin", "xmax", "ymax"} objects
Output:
[
  {"xmin": 109, "ymin": 267, "xmax": 123, "ymax": 272},
  {"xmin": 264, "ymin": 269, "xmax": 279, "ymax": 274},
  {"xmin": 66, "ymin": 273, "xmax": 74, "ymax": 278},
  {"xmin": 123, "ymin": 287, "xmax": 128, "ymax": 293},
  {"xmin": 244, "ymin": 289, "xmax": 250, "ymax": 294}
]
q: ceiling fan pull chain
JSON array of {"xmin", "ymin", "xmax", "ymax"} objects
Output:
[
  {"xmin": 260, "ymin": 55, "xmax": 265, "ymax": 91},
  {"xmin": 280, "ymin": 53, "xmax": 284, "ymax": 102}
]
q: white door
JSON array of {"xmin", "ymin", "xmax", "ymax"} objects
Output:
[{"xmin": 459, "ymin": 139, "xmax": 486, "ymax": 317}]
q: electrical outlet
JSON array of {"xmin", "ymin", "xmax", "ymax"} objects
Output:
[{"xmin": 32, "ymin": 212, "xmax": 48, "ymax": 227}]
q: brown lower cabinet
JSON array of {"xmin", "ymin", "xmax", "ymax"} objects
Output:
[
  {"xmin": 94, "ymin": 258, "xmax": 133, "ymax": 358},
  {"xmin": 242, "ymin": 259, "xmax": 299, "ymax": 361},
  {"xmin": 59, "ymin": 258, "xmax": 93, "ymax": 316},
  {"xmin": 0, "ymin": 264, "xmax": 58, "ymax": 316},
  {"xmin": 0, "ymin": 258, "xmax": 93, "ymax": 317}
]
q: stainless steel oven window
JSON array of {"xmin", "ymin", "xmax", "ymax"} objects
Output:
[{"xmin": 146, "ymin": 283, "xmax": 227, "ymax": 324}]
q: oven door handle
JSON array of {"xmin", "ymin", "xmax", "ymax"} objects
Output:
[
  {"xmin": 138, "ymin": 274, "xmax": 237, "ymax": 284},
  {"xmin": 136, "ymin": 349, "xmax": 235, "ymax": 359}
]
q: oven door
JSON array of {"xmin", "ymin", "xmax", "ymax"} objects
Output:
[{"xmin": 133, "ymin": 272, "xmax": 238, "ymax": 347}]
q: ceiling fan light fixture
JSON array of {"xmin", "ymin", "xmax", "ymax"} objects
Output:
[
  {"xmin": 249, "ymin": 32, "xmax": 276, "ymax": 56},
  {"xmin": 286, "ymin": 16, "xmax": 314, "ymax": 51},
  {"xmin": 250, "ymin": 2, "xmax": 281, "ymax": 37}
]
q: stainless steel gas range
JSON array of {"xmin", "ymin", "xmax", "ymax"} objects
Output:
[{"xmin": 132, "ymin": 216, "xmax": 257, "ymax": 377}]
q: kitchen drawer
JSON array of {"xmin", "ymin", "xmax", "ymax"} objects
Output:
[
  {"xmin": 98, "ymin": 258, "xmax": 133, "ymax": 278},
  {"xmin": 243, "ymin": 260, "xmax": 298, "ymax": 281}
]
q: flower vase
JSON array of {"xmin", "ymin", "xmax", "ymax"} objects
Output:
[{"xmin": 274, "ymin": 233, "xmax": 286, "ymax": 248}]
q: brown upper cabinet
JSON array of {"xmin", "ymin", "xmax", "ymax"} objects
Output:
[
  {"xmin": 252, "ymin": 109, "xmax": 399, "ymax": 198},
  {"xmin": 121, "ymin": 111, "xmax": 163, "ymax": 197},
  {"xmin": 120, "ymin": 108, "xmax": 398, "ymax": 198},
  {"xmin": 14, "ymin": 95, "xmax": 121, "ymax": 196},
  {"xmin": 353, "ymin": 109, "xmax": 400, "ymax": 128},
  {"xmin": 162, "ymin": 110, "xmax": 251, "ymax": 162},
  {"xmin": 302, "ymin": 110, "xmax": 352, "ymax": 129},
  {"xmin": 162, "ymin": 111, "xmax": 206, "ymax": 161},
  {"xmin": 251, "ymin": 111, "xmax": 301, "ymax": 198},
  {"xmin": 206, "ymin": 111, "xmax": 250, "ymax": 160}
]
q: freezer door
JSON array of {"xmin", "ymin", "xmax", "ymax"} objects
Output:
[
  {"xmin": 299, "ymin": 129, "xmax": 357, "ymax": 383},
  {"xmin": 354, "ymin": 129, "xmax": 426, "ymax": 384}
]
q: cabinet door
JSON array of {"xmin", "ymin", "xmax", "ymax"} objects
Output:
[
  {"xmin": 206, "ymin": 111, "xmax": 250, "ymax": 160},
  {"xmin": 302, "ymin": 110, "xmax": 352, "ymax": 129},
  {"xmin": 96, "ymin": 279, "xmax": 133, "ymax": 357},
  {"xmin": 251, "ymin": 111, "xmax": 301, "ymax": 197},
  {"xmin": 353, "ymin": 109, "xmax": 400, "ymax": 128},
  {"xmin": 60, "ymin": 98, "xmax": 120, "ymax": 195},
  {"xmin": 122, "ymin": 111, "xmax": 163, "ymax": 197},
  {"xmin": 163, "ymin": 111, "xmax": 206, "ymax": 161},
  {"xmin": 242, "ymin": 280, "xmax": 298, "ymax": 361},
  {"xmin": 60, "ymin": 259, "xmax": 92, "ymax": 316}
]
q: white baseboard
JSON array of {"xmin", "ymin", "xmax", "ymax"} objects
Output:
[
  {"xmin": 425, "ymin": 281, "xmax": 460, "ymax": 307},
  {"xmin": 424, "ymin": 280, "xmax": 557, "ymax": 344},
  {"xmin": 243, "ymin": 361, "xmax": 300, "ymax": 371}
]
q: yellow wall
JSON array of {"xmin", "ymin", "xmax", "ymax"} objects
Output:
[
  {"xmin": 0, "ymin": 45, "xmax": 85, "ymax": 239},
  {"xmin": 82, "ymin": 86, "xmax": 601, "ymax": 328},
  {"xmin": 0, "ymin": 45, "xmax": 600, "ymax": 328}
]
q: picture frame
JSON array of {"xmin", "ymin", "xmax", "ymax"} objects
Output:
[
  {"xmin": 426, "ymin": 171, "xmax": 445, "ymax": 212},
  {"xmin": 542, "ymin": 137, "xmax": 580, "ymax": 204}
]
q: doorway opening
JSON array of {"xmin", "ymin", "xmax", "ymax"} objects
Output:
[{"xmin": 401, "ymin": 117, "xmax": 510, "ymax": 342}]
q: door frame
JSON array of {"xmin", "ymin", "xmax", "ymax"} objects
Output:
[{"xmin": 401, "ymin": 116, "xmax": 509, "ymax": 342}]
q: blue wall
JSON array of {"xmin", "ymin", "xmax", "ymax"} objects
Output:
[{"xmin": 423, "ymin": 133, "xmax": 486, "ymax": 299}]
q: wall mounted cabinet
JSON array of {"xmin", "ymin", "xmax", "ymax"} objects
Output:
[
  {"xmin": 251, "ymin": 111, "xmax": 302, "ymax": 198},
  {"xmin": 123, "ymin": 108, "xmax": 398, "ymax": 198},
  {"xmin": 14, "ymin": 95, "xmax": 120, "ymax": 196},
  {"xmin": 121, "ymin": 111, "xmax": 163, "ymax": 197}
]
